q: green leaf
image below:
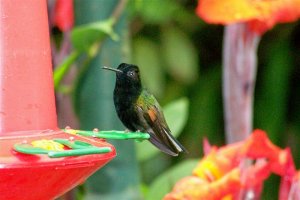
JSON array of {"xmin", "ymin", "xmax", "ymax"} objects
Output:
[
  {"xmin": 135, "ymin": 140, "xmax": 158, "ymax": 162},
  {"xmin": 53, "ymin": 50, "xmax": 79, "ymax": 91},
  {"xmin": 140, "ymin": 183, "xmax": 149, "ymax": 197},
  {"xmin": 136, "ymin": 97, "xmax": 189, "ymax": 161},
  {"xmin": 71, "ymin": 18, "xmax": 118, "ymax": 53},
  {"xmin": 130, "ymin": 0, "xmax": 180, "ymax": 24},
  {"xmin": 145, "ymin": 159, "xmax": 198, "ymax": 200},
  {"xmin": 132, "ymin": 37, "xmax": 165, "ymax": 97},
  {"xmin": 164, "ymin": 97, "xmax": 189, "ymax": 135},
  {"xmin": 162, "ymin": 27, "xmax": 199, "ymax": 84}
]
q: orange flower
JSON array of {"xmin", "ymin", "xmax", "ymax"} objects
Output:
[
  {"xmin": 164, "ymin": 170, "xmax": 241, "ymax": 200},
  {"xmin": 196, "ymin": 0, "xmax": 300, "ymax": 34},
  {"xmin": 164, "ymin": 130, "xmax": 296, "ymax": 200}
]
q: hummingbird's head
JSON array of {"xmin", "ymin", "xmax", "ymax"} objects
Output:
[{"xmin": 103, "ymin": 63, "xmax": 142, "ymax": 90}]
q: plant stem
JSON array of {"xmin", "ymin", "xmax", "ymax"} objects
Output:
[
  {"xmin": 111, "ymin": 0, "xmax": 128, "ymax": 24},
  {"xmin": 223, "ymin": 23, "xmax": 260, "ymax": 143}
]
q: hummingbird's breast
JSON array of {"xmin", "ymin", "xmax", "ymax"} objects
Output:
[{"xmin": 113, "ymin": 87, "xmax": 141, "ymax": 131}]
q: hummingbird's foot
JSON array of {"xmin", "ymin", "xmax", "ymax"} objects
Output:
[
  {"xmin": 92, "ymin": 128, "xmax": 99, "ymax": 132},
  {"xmin": 124, "ymin": 129, "xmax": 130, "ymax": 133}
]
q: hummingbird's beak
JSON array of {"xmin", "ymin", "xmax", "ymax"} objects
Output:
[{"xmin": 102, "ymin": 66, "xmax": 123, "ymax": 73}]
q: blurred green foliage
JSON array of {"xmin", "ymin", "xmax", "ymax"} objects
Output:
[
  {"xmin": 145, "ymin": 159, "xmax": 198, "ymax": 200},
  {"xmin": 52, "ymin": 0, "xmax": 300, "ymax": 199},
  {"xmin": 71, "ymin": 18, "xmax": 118, "ymax": 52}
]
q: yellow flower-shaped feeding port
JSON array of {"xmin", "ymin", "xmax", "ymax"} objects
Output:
[{"xmin": 31, "ymin": 139, "xmax": 65, "ymax": 151}]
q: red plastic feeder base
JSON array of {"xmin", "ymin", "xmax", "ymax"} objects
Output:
[{"xmin": 0, "ymin": 130, "xmax": 116, "ymax": 200}]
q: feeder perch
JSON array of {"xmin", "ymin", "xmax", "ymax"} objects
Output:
[{"xmin": 0, "ymin": 1, "xmax": 144, "ymax": 199}]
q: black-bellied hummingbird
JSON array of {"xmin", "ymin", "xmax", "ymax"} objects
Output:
[{"xmin": 103, "ymin": 63, "xmax": 187, "ymax": 156}]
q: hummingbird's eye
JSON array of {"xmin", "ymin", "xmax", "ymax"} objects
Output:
[{"xmin": 127, "ymin": 71, "xmax": 135, "ymax": 77}]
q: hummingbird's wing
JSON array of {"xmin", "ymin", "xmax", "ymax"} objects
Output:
[{"xmin": 136, "ymin": 90, "xmax": 187, "ymax": 156}]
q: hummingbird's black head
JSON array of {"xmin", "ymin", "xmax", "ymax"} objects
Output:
[
  {"xmin": 103, "ymin": 63, "xmax": 142, "ymax": 92},
  {"xmin": 116, "ymin": 63, "xmax": 141, "ymax": 89}
]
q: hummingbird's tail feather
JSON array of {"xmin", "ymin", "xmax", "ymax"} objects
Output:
[
  {"xmin": 136, "ymin": 100, "xmax": 188, "ymax": 156},
  {"xmin": 148, "ymin": 127, "xmax": 188, "ymax": 156},
  {"xmin": 163, "ymin": 128, "xmax": 188, "ymax": 154},
  {"xmin": 148, "ymin": 132, "xmax": 179, "ymax": 156}
]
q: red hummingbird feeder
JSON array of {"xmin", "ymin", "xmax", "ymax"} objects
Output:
[{"xmin": 0, "ymin": 1, "xmax": 116, "ymax": 199}]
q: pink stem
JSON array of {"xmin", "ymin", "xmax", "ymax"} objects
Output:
[{"xmin": 223, "ymin": 23, "xmax": 260, "ymax": 143}]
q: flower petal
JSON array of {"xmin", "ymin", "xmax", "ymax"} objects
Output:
[
  {"xmin": 54, "ymin": 0, "xmax": 74, "ymax": 32},
  {"xmin": 196, "ymin": 0, "xmax": 300, "ymax": 34}
]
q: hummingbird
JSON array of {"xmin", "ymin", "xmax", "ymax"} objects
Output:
[{"xmin": 103, "ymin": 63, "xmax": 187, "ymax": 156}]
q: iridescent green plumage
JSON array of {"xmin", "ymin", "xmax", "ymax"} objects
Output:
[{"xmin": 103, "ymin": 63, "xmax": 187, "ymax": 156}]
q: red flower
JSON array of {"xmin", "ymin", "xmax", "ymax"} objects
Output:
[
  {"xmin": 196, "ymin": 0, "xmax": 300, "ymax": 34},
  {"xmin": 54, "ymin": 0, "xmax": 74, "ymax": 32}
]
